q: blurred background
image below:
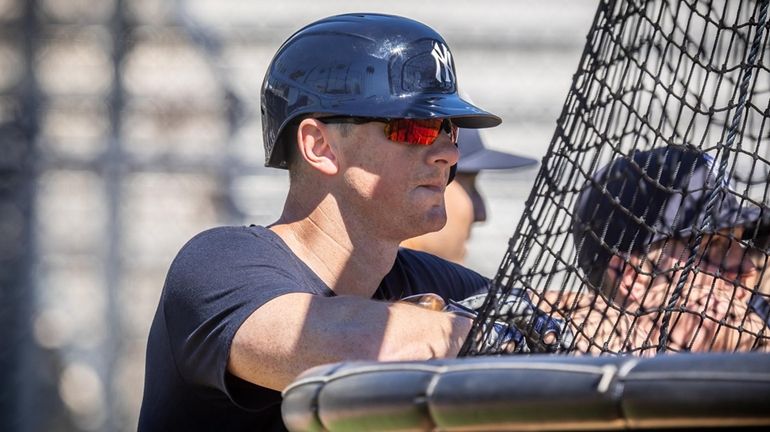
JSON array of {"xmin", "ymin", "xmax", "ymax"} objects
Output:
[{"xmin": 0, "ymin": 0, "xmax": 597, "ymax": 430}]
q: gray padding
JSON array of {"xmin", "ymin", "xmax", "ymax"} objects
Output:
[
  {"xmin": 281, "ymin": 354, "xmax": 770, "ymax": 431},
  {"xmin": 621, "ymin": 353, "xmax": 770, "ymax": 429}
]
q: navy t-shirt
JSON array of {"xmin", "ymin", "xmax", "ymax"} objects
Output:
[{"xmin": 138, "ymin": 225, "xmax": 490, "ymax": 431}]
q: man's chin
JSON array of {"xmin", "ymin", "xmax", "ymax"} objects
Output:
[
  {"xmin": 424, "ymin": 213, "xmax": 448, "ymax": 234},
  {"xmin": 402, "ymin": 215, "xmax": 447, "ymax": 240}
]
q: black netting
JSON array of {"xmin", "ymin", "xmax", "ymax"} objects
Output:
[{"xmin": 464, "ymin": 0, "xmax": 770, "ymax": 356}]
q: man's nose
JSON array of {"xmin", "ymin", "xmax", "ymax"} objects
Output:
[{"xmin": 428, "ymin": 135, "xmax": 460, "ymax": 168}]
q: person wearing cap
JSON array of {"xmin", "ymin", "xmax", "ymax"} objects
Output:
[
  {"xmin": 139, "ymin": 13, "xmax": 562, "ymax": 431},
  {"xmin": 569, "ymin": 144, "xmax": 769, "ymax": 353},
  {"xmin": 402, "ymin": 127, "xmax": 537, "ymax": 264}
]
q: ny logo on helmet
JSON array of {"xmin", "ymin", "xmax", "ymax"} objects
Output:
[{"xmin": 431, "ymin": 42, "xmax": 455, "ymax": 85}]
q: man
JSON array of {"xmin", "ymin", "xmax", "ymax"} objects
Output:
[
  {"xmin": 566, "ymin": 145, "xmax": 769, "ymax": 353},
  {"xmin": 402, "ymin": 127, "xmax": 537, "ymax": 264},
  {"xmin": 139, "ymin": 13, "xmax": 522, "ymax": 431}
]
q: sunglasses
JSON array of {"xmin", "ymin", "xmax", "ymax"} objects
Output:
[{"xmin": 318, "ymin": 116, "xmax": 458, "ymax": 146}]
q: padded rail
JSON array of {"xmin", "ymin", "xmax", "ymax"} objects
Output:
[{"xmin": 281, "ymin": 353, "xmax": 770, "ymax": 431}]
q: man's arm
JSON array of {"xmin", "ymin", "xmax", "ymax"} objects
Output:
[
  {"xmin": 227, "ymin": 293, "xmax": 473, "ymax": 391},
  {"xmin": 537, "ymin": 289, "xmax": 643, "ymax": 354},
  {"xmin": 538, "ymin": 285, "xmax": 770, "ymax": 354}
]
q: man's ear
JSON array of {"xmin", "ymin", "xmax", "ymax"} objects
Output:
[{"xmin": 295, "ymin": 118, "xmax": 339, "ymax": 176}]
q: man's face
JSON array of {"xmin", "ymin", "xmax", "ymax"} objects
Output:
[
  {"xmin": 332, "ymin": 120, "xmax": 460, "ymax": 241},
  {"xmin": 616, "ymin": 228, "xmax": 764, "ymax": 351},
  {"xmin": 400, "ymin": 172, "xmax": 485, "ymax": 263},
  {"xmin": 624, "ymin": 228, "xmax": 758, "ymax": 309}
]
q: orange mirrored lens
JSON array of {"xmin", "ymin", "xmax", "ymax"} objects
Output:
[{"xmin": 384, "ymin": 119, "xmax": 444, "ymax": 145}]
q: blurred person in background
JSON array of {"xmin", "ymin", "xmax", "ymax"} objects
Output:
[
  {"xmin": 566, "ymin": 144, "xmax": 770, "ymax": 353},
  {"xmin": 401, "ymin": 127, "xmax": 537, "ymax": 264}
]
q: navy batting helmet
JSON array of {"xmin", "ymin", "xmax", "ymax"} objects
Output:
[{"xmin": 260, "ymin": 13, "xmax": 502, "ymax": 169}]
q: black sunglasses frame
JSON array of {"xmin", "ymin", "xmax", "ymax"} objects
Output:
[{"xmin": 317, "ymin": 116, "xmax": 457, "ymax": 141}]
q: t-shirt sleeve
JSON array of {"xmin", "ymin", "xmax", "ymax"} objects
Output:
[
  {"xmin": 377, "ymin": 247, "xmax": 492, "ymax": 301},
  {"xmin": 159, "ymin": 226, "xmax": 321, "ymax": 406}
]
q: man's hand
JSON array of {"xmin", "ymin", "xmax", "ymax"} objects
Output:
[
  {"xmin": 442, "ymin": 297, "xmax": 530, "ymax": 354},
  {"xmin": 540, "ymin": 290, "xmax": 645, "ymax": 355},
  {"xmin": 400, "ymin": 293, "xmax": 530, "ymax": 354},
  {"xmin": 541, "ymin": 283, "xmax": 770, "ymax": 354},
  {"xmin": 654, "ymin": 282, "xmax": 770, "ymax": 352},
  {"xmin": 452, "ymin": 290, "xmax": 575, "ymax": 354}
]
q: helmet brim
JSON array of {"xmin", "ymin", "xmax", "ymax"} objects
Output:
[
  {"xmin": 378, "ymin": 94, "xmax": 502, "ymax": 128},
  {"xmin": 308, "ymin": 94, "xmax": 502, "ymax": 129}
]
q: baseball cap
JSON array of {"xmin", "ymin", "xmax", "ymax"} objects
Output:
[
  {"xmin": 456, "ymin": 128, "xmax": 538, "ymax": 173},
  {"xmin": 573, "ymin": 145, "xmax": 766, "ymax": 288}
]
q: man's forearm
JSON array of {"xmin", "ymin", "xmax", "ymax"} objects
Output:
[{"xmin": 228, "ymin": 293, "xmax": 473, "ymax": 391}]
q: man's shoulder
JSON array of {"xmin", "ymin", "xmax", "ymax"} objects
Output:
[
  {"xmin": 379, "ymin": 248, "xmax": 490, "ymax": 301},
  {"xmin": 164, "ymin": 225, "xmax": 295, "ymax": 289},
  {"xmin": 181, "ymin": 225, "xmax": 271, "ymax": 248},
  {"xmin": 395, "ymin": 247, "xmax": 482, "ymax": 276},
  {"xmin": 173, "ymin": 225, "xmax": 283, "ymax": 261}
]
